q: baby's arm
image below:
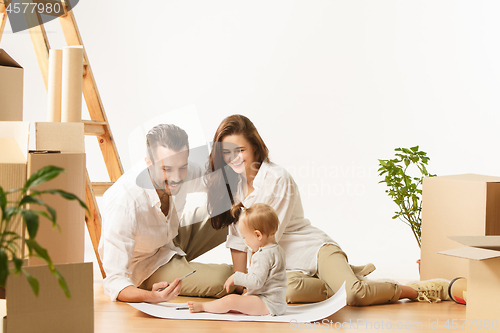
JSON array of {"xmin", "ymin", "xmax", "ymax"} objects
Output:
[{"xmin": 234, "ymin": 252, "xmax": 270, "ymax": 290}]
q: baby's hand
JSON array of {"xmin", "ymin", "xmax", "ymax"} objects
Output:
[{"xmin": 224, "ymin": 274, "xmax": 235, "ymax": 293}]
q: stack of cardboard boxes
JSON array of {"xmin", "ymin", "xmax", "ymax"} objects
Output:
[
  {"xmin": 1, "ymin": 49, "xmax": 93, "ymax": 333},
  {"xmin": 421, "ymin": 174, "xmax": 500, "ymax": 320}
]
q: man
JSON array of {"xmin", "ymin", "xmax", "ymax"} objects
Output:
[{"xmin": 98, "ymin": 124, "xmax": 233, "ymax": 303}]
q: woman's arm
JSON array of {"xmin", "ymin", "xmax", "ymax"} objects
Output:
[
  {"xmin": 263, "ymin": 174, "xmax": 298, "ymax": 243},
  {"xmin": 230, "ymin": 249, "xmax": 247, "ymax": 293}
]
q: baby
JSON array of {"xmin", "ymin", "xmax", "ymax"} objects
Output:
[{"xmin": 188, "ymin": 203, "xmax": 287, "ymax": 316}]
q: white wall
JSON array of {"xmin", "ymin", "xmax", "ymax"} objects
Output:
[{"xmin": 2, "ymin": 0, "xmax": 500, "ymax": 280}]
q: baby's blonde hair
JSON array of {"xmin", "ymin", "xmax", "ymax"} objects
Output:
[{"xmin": 231, "ymin": 202, "xmax": 279, "ymax": 236}]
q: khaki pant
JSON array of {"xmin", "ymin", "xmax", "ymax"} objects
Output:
[
  {"xmin": 286, "ymin": 244, "xmax": 402, "ymax": 306},
  {"xmin": 140, "ymin": 206, "xmax": 233, "ymax": 298}
]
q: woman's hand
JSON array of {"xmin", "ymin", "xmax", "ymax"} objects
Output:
[
  {"xmin": 224, "ymin": 274, "xmax": 235, "ymax": 293},
  {"xmin": 150, "ymin": 278, "xmax": 182, "ymax": 303}
]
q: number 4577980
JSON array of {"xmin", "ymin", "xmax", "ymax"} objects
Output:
[
  {"xmin": 6, "ymin": 2, "xmax": 61, "ymax": 15},
  {"xmin": 443, "ymin": 319, "xmax": 498, "ymax": 330}
]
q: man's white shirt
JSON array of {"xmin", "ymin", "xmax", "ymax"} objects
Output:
[{"xmin": 98, "ymin": 160, "xmax": 205, "ymax": 301}]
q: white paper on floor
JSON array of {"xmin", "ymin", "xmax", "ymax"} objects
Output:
[{"xmin": 128, "ymin": 282, "xmax": 346, "ymax": 323}]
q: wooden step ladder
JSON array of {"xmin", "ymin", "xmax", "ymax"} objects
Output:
[{"xmin": 0, "ymin": 0, "xmax": 123, "ymax": 278}]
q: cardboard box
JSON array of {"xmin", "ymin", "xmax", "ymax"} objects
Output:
[
  {"xmin": 440, "ymin": 236, "xmax": 500, "ymax": 321},
  {"xmin": 0, "ymin": 122, "xmax": 30, "ymax": 259},
  {"xmin": 0, "ymin": 49, "xmax": 23, "ymax": 121},
  {"xmin": 35, "ymin": 122, "xmax": 85, "ymax": 153},
  {"xmin": 420, "ymin": 174, "xmax": 500, "ymax": 280},
  {"xmin": 27, "ymin": 151, "xmax": 86, "ymax": 266},
  {"xmin": 5, "ymin": 262, "xmax": 94, "ymax": 333}
]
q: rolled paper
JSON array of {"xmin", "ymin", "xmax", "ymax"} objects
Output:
[
  {"xmin": 47, "ymin": 49, "xmax": 63, "ymax": 122},
  {"xmin": 61, "ymin": 46, "xmax": 83, "ymax": 122},
  {"xmin": 449, "ymin": 277, "xmax": 467, "ymax": 305}
]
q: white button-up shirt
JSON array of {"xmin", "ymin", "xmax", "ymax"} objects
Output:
[
  {"xmin": 226, "ymin": 161, "xmax": 337, "ymax": 275},
  {"xmin": 98, "ymin": 160, "xmax": 204, "ymax": 301}
]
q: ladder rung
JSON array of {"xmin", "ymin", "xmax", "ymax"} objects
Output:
[
  {"xmin": 91, "ymin": 182, "xmax": 114, "ymax": 197},
  {"xmin": 83, "ymin": 120, "xmax": 107, "ymax": 136}
]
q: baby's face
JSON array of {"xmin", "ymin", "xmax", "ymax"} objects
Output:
[{"xmin": 238, "ymin": 220, "xmax": 262, "ymax": 252}]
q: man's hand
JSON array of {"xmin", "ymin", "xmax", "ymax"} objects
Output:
[
  {"xmin": 150, "ymin": 278, "xmax": 182, "ymax": 303},
  {"xmin": 116, "ymin": 278, "xmax": 182, "ymax": 303},
  {"xmin": 224, "ymin": 274, "xmax": 235, "ymax": 293}
]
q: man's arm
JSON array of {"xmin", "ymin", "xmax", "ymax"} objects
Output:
[
  {"xmin": 117, "ymin": 279, "xmax": 182, "ymax": 303},
  {"xmin": 100, "ymin": 192, "xmax": 163, "ymax": 302}
]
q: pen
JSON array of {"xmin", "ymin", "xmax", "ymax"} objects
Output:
[{"xmin": 157, "ymin": 270, "xmax": 196, "ymax": 292}]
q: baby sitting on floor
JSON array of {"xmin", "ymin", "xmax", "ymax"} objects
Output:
[{"xmin": 188, "ymin": 203, "xmax": 287, "ymax": 316}]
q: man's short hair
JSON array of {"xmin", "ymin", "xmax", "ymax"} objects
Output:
[{"xmin": 146, "ymin": 124, "xmax": 189, "ymax": 163}]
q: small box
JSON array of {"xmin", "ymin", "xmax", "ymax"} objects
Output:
[
  {"xmin": 35, "ymin": 122, "xmax": 85, "ymax": 153},
  {"xmin": 439, "ymin": 236, "xmax": 500, "ymax": 320},
  {"xmin": 27, "ymin": 151, "xmax": 86, "ymax": 266},
  {"xmin": 5, "ymin": 262, "xmax": 94, "ymax": 333},
  {"xmin": 0, "ymin": 122, "xmax": 30, "ymax": 259},
  {"xmin": 0, "ymin": 49, "xmax": 24, "ymax": 121},
  {"xmin": 420, "ymin": 174, "xmax": 500, "ymax": 280}
]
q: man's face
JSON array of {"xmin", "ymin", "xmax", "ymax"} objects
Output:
[{"xmin": 146, "ymin": 145, "xmax": 189, "ymax": 195}]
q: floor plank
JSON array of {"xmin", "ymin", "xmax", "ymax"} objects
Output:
[{"xmin": 93, "ymin": 275, "xmax": 467, "ymax": 332}]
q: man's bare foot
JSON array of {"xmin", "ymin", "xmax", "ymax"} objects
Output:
[{"xmin": 187, "ymin": 301, "xmax": 205, "ymax": 313}]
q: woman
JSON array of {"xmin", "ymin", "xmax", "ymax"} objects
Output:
[{"xmin": 205, "ymin": 114, "xmax": 450, "ymax": 305}]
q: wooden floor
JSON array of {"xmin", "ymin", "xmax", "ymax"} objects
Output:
[{"xmin": 93, "ymin": 274, "xmax": 467, "ymax": 332}]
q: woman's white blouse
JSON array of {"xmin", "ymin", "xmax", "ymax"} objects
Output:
[{"xmin": 226, "ymin": 161, "xmax": 337, "ymax": 275}]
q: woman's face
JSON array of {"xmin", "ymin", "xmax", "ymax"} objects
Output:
[{"xmin": 221, "ymin": 134, "xmax": 256, "ymax": 175}]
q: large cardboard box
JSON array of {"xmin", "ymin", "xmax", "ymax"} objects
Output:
[
  {"xmin": 0, "ymin": 49, "xmax": 23, "ymax": 121},
  {"xmin": 440, "ymin": 236, "xmax": 500, "ymax": 321},
  {"xmin": 5, "ymin": 262, "xmax": 94, "ymax": 333},
  {"xmin": 0, "ymin": 122, "xmax": 30, "ymax": 259},
  {"xmin": 420, "ymin": 174, "xmax": 500, "ymax": 280},
  {"xmin": 35, "ymin": 122, "xmax": 85, "ymax": 153},
  {"xmin": 27, "ymin": 151, "xmax": 86, "ymax": 266}
]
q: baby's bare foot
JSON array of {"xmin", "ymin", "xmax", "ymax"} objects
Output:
[{"xmin": 187, "ymin": 301, "xmax": 204, "ymax": 313}]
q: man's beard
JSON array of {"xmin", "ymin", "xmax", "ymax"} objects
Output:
[{"xmin": 162, "ymin": 179, "xmax": 184, "ymax": 194}]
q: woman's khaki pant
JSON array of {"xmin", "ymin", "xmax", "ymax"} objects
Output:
[
  {"xmin": 286, "ymin": 244, "xmax": 402, "ymax": 306},
  {"xmin": 140, "ymin": 206, "xmax": 234, "ymax": 298}
]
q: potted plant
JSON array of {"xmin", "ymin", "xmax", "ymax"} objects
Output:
[
  {"xmin": 378, "ymin": 146, "xmax": 436, "ymax": 251},
  {"xmin": 0, "ymin": 165, "xmax": 88, "ymax": 298}
]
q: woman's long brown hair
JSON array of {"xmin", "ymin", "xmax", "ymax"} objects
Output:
[{"xmin": 206, "ymin": 115, "xmax": 269, "ymax": 229}]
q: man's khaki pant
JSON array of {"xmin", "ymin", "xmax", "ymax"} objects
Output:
[
  {"xmin": 286, "ymin": 244, "xmax": 402, "ymax": 306},
  {"xmin": 140, "ymin": 206, "xmax": 233, "ymax": 298}
]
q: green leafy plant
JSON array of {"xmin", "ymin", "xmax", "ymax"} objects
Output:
[
  {"xmin": 0, "ymin": 165, "xmax": 88, "ymax": 298},
  {"xmin": 378, "ymin": 146, "xmax": 436, "ymax": 248}
]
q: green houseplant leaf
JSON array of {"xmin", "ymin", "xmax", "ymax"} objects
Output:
[
  {"xmin": 0, "ymin": 165, "xmax": 89, "ymax": 298},
  {"xmin": 23, "ymin": 166, "xmax": 65, "ymax": 191},
  {"xmin": 378, "ymin": 147, "xmax": 436, "ymax": 248}
]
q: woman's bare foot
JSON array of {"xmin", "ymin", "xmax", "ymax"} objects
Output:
[{"xmin": 187, "ymin": 301, "xmax": 205, "ymax": 313}]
